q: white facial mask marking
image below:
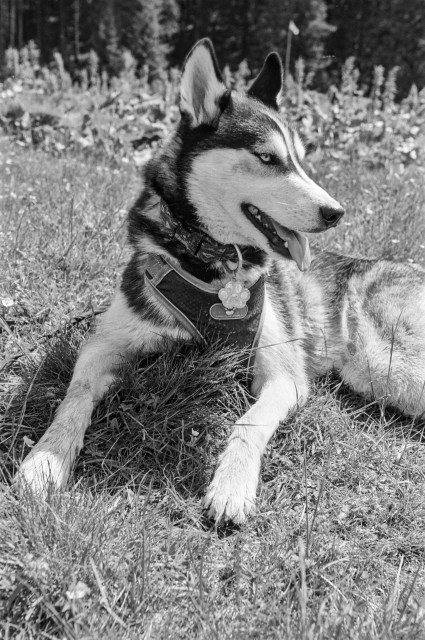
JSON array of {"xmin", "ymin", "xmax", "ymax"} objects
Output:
[
  {"xmin": 269, "ymin": 131, "xmax": 289, "ymax": 164},
  {"xmin": 293, "ymin": 131, "xmax": 306, "ymax": 161},
  {"xmin": 187, "ymin": 147, "xmax": 341, "ymax": 246}
]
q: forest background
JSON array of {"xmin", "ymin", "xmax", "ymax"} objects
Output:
[{"xmin": 1, "ymin": 0, "xmax": 425, "ymax": 98}]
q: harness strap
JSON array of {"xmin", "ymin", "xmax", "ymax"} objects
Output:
[
  {"xmin": 144, "ymin": 254, "xmax": 265, "ymax": 386},
  {"xmin": 145, "ymin": 256, "xmax": 205, "ymax": 342},
  {"xmin": 144, "ymin": 254, "xmax": 173, "ymax": 286},
  {"xmin": 248, "ymin": 297, "xmax": 266, "ymax": 374}
]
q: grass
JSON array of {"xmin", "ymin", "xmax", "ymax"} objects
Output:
[{"xmin": 1, "ymin": 133, "xmax": 425, "ymax": 639}]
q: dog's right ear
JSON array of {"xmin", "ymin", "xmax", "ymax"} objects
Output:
[
  {"xmin": 180, "ymin": 38, "xmax": 229, "ymax": 128},
  {"xmin": 247, "ymin": 52, "xmax": 283, "ymax": 110}
]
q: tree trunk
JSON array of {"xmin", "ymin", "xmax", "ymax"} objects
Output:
[
  {"xmin": 0, "ymin": 0, "xmax": 7, "ymax": 68},
  {"xmin": 35, "ymin": 0, "xmax": 43, "ymax": 57},
  {"xmin": 241, "ymin": 0, "xmax": 250, "ymax": 60},
  {"xmin": 17, "ymin": 0, "xmax": 22, "ymax": 49},
  {"xmin": 74, "ymin": 0, "xmax": 80, "ymax": 60},
  {"xmin": 9, "ymin": 0, "xmax": 16, "ymax": 48},
  {"xmin": 59, "ymin": 0, "xmax": 65, "ymax": 58}
]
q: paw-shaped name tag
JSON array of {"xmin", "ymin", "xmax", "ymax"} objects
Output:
[
  {"xmin": 209, "ymin": 280, "xmax": 251, "ymax": 318},
  {"xmin": 218, "ymin": 280, "xmax": 250, "ymax": 309}
]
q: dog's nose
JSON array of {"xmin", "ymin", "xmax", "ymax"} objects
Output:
[{"xmin": 320, "ymin": 205, "xmax": 345, "ymax": 228}]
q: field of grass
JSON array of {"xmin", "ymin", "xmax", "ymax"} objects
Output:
[{"xmin": 1, "ymin": 121, "xmax": 425, "ymax": 639}]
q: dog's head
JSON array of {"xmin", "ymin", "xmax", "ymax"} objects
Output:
[{"xmin": 169, "ymin": 39, "xmax": 344, "ymax": 271}]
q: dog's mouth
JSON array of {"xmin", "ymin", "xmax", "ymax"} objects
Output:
[{"xmin": 242, "ymin": 204, "xmax": 311, "ymax": 271}]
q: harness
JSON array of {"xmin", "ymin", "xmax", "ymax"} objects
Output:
[{"xmin": 144, "ymin": 254, "xmax": 265, "ymax": 380}]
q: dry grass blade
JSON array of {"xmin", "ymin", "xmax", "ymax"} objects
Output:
[{"xmin": 90, "ymin": 558, "xmax": 128, "ymax": 630}]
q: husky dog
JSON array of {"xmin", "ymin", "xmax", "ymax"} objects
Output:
[{"xmin": 17, "ymin": 39, "xmax": 425, "ymax": 523}]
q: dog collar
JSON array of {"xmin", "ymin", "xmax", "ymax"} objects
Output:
[{"xmin": 160, "ymin": 200, "xmax": 239, "ymax": 264}]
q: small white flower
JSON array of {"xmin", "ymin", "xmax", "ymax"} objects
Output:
[{"xmin": 66, "ymin": 581, "xmax": 91, "ymax": 600}]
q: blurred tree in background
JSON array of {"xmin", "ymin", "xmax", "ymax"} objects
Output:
[
  {"xmin": 0, "ymin": 0, "xmax": 180, "ymax": 78},
  {"xmin": 0, "ymin": 0, "xmax": 424, "ymax": 95},
  {"xmin": 172, "ymin": 0, "xmax": 335, "ymax": 80},
  {"xmin": 327, "ymin": 0, "xmax": 425, "ymax": 96}
]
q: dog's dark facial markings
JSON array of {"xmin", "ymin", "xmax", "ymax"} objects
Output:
[{"xmin": 16, "ymin": 38, "xmax": 425, "ymax": 528}]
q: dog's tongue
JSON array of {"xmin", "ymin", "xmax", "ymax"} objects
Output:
[{"xmin": 272, "ymin": 221, "xmax": 311, "ymax": 271}]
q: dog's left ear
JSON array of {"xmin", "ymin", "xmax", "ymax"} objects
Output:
[
  {"xmin": 180, "ymin": 38, "xmax": 229, "ymax": 128},
  {"xmin": 247, "ymin": 52, "xmax": 283, "ymax": 110}
]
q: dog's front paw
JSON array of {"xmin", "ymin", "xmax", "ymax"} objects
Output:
[
  {"xmin": 14, "ymin": 448, "xmax": 70, "ymax": 498},
  {"xmin": 203, "ymin": 443, "xmax": 261, "ymax": 524}
]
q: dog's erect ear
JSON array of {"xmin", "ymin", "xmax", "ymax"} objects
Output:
[
  {"xmin": 180, "ymin": 38, "xmax": 229, "ymax": 128},
  {"xmin": 247, "ymin": 52, "xmax": 283, "ymax": 110}
]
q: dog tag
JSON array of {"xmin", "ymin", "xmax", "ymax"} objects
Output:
[
  {"xmin": 210, "ymin": 303, "xmax": 248, "ymax": 320},
  {"xmin": 212, "ymin": 244, "xmax": 250, "ymax": 320},
  {"xmin": 218, "ymin": 279, "xmax": 250, "ymax": 308}
]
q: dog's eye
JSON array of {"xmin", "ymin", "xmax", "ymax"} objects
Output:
[{"xmin": 258, "ymin": 153, "xmax": 272, "ymax": 164}]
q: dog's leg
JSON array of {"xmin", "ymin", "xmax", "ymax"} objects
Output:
[
  {"xmin": 204, "ymin": 296, "xmax": 309, "ymax": 524},
  {"xmin": 204, "ymin": 373, "xmax": 307, "ymax": 524},
  {"xmin": 16, "ymin": 290, "xmax": 164, "ymax": 496}
]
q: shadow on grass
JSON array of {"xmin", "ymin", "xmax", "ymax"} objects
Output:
[
  {"xmin": 327, "ymin": 373, "xmax": 425, "ymax": 443},
  {"xmin": 3, "ymin": 320, "xmax": 424, "ymax": 520},
  {"xmin": 1, "ymin": 322, "xmax": 251, "ymax": 508}
]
